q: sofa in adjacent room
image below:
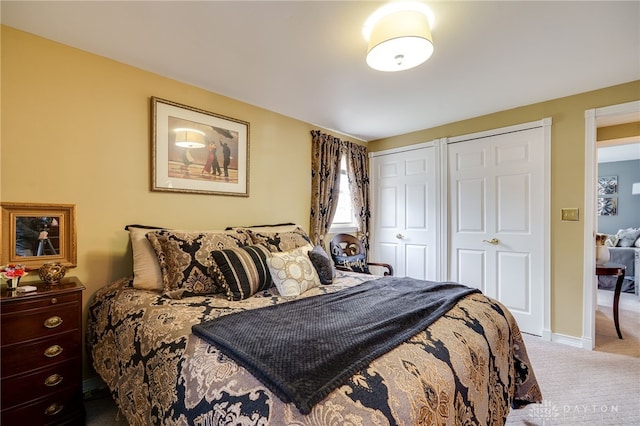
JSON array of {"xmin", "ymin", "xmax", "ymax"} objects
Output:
[{"xmin": 599, "ymin": 228, "xmax": 640, "ymax": 295}]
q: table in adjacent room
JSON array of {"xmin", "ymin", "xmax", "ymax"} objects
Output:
[{"xmin": 596, "ymin": 263, "xmax": 626, "ymax": 339}]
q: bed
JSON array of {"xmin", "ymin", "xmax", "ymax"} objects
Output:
[{"xmin": 86, "ymin": 225, "xmax": 542, "ymax": 425}]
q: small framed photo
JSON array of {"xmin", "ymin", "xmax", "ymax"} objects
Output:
[
  {"xmin": 597, "ymin": 176, "xmax": 617, "ymax": 196},
  {"xmin": 597, "ymin": 197, "xmax": 617, "ymax": 216},
  {"xmin": 151, "ymin": 97, "xmax": 249, "ymax": 196},
  {"xmin": 1, "ymin": 202, "xmax": 77, "ymax": 269}
]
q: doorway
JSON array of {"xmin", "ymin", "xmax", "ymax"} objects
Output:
[{"xmin": 583, "ymin": 100, "xmax": 640, "ymax": 351}]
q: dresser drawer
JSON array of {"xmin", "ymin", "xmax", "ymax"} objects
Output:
[
  {"xmin": 0, "ymin": 385, "xmax": 84, "ymax": 426},
  {"xmin": 1, "ymin": 302, "xmax": 80, "ymax": 345},
  {"xmin": 1, "ymin": 330, "xmax": 81, "ymax": 377},
  {"xmin": 0, "ymin": 291, "xmax": 79, "ymax": 314},
  {"xmin": 1, "ymin": 359, "xmax": 81, "ymax": 408}
]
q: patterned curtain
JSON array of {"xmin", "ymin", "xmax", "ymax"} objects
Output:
[
  {"xmin": 309, "ymin": 130, "xmax": 342, "ymax": 246},
  {"xmin": 345, "ymin": 142, "xmax": 371, "ymax": 253}
]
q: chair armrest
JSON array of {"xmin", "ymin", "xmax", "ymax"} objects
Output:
[{"xmin": 367, "ymin": 262, "xmax": 394, "ymax": 276}]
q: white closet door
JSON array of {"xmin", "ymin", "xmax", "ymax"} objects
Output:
[
  {"xmin": 370, "ymin": 146, "xmax": 437, "ymax": 280},
  {"xmin": 448, "ymin": 127, "xmax": 546, "ymax": 335}
]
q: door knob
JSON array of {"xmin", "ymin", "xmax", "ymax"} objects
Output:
[
  {"xmin": 482, "ymin": 238, "xmax": 499, "ymax": 245},
  {"xmin": 396, "ymin": 233, "xmax": 404, "ymax": 239}
]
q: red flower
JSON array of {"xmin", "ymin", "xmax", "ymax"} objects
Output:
[{"xmin": 0, "ymin": 264, "xmax": 31, "ymax": 278}]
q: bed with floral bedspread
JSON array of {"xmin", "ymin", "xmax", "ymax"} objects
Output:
[{"xmin": 87, "ymin": 270, "xmax": 541, "ymax": 425}]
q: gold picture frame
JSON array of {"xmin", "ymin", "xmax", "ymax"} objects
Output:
[
  {"xmin": 1, "ymin": 202, "xmax": 77, "ymax": 269},
  {"xmin": 151, "ymin": 97, "xmax": 250, "ymax": 196}
]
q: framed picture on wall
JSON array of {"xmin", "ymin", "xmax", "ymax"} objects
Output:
[
  {"xmin": 597, "ymin": 197, "xmax": 617, "ymax": 216},
  {"xmin": 1, "ymin": 202, "xmax": 77, "ymax": 269},
  {"xmin": 151, "ymin": 97, "xmax": 250, "ymax": 196},
  {"xmin": 597, "ymin": 176, "xmax": 618, "ymax": 196}
]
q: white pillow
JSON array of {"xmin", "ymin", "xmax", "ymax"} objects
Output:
[
  {"xmin": 616, "ymin": 227, "xmax": 640, "ymax": 247},
  {"xmin": 129, "ymin": 227, "xmax": 163, "ymax": 291},
  {"xmin": 267, "ymin": 246, "xmax": 320, "ymax": 297},
  {"xmin": 605, "ymin": 234, "xmax": 619, "ymax": 247}
]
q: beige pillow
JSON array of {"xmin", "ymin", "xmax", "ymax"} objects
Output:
[
  {"xmin": 267, "ymin": 246, "xmax": 320, "ymax": 297},
  {"xmin": 129, "ymin": 227, "xmax": 163, "ymax": 291}
]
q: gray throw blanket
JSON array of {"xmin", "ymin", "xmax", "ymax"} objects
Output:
[{"xmin": 192, "ymin": 276, "xmax": 479, "ymax": 414}]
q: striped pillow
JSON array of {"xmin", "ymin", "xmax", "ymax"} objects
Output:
[{"xmin": 209, "ymin": 245, "xmax": 273, "ymax": 300}]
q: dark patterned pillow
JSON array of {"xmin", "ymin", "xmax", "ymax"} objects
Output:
[
  {"xmin": 333, "ymin": 253, "xmax": 370, "ymax": 275},
  {"xmin": 146, "ymin": 229, "xmax": 251, "ymax": 298},
  {"xmin": 247, "ymin": 226, "xmax": 312, "ymax": 252},
  {"xmin": 209, "ymin": 245, "xmax": 273, "ymax": 300},
  {"xmin": 307, "ymin": 244, "xmax": 336, "ymax": 284}
]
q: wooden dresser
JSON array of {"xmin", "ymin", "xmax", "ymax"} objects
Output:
[{"xmin": 1, "ymin": 277, "xmax": 85, "ymax": 425}]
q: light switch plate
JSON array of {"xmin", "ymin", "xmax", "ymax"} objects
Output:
[{"xmin": 561, "ymin": 208, "xmax": 580, "ymax": 221}]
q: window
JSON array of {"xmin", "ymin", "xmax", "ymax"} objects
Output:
[{"xmin": 331, "ymin": 155, "xmax": 358, "ymax": 231}]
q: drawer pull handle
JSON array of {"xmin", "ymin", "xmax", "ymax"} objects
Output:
[
  {"xmin": 50, "ymin": 297, "xmax": 58, "ymax": 304},
  {"xmin": 44, "ymin": 345, "xmax": 63, "ymax": 358},
  {"xmin": 44, "ymin": 403, "xmax": 64, "ymax": 416},
  {"xmin": 44, "ymin": 316, "xmax": 63, "ymax": 328},
  {"xmin": 44, "ymin": 373, "xmax": 63, "ymax": 387}
]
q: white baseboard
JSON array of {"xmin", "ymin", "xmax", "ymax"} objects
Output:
[{"xmin": 550, "ymin": 332, "xmax": 587, "ymax": 348}]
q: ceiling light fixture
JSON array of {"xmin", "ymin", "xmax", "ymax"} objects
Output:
[
  {"xmin": 363, "ymin": 2, "xmax": 434, "ymax": 72},
  {"xmin": 174, "ymin": 128, "xmax": 206, "ymax": 148}
]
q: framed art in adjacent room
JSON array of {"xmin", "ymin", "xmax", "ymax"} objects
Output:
[
  {"xmin": 597, "ymin": 197, "xmax": 618, "ymax": 216},
  {"xmin": 151, "ymin": 97, "xmax": 250, "ymax": 196},
  {"xmin": 1, "ymin": 202, "xmax": 77, "ymax": 269},
  {"xmin": 597, "ymin": 175, "xmax": 618, "ymax": 196}
]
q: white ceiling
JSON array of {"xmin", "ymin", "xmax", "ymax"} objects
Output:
[
  {"xmin": 598, "ymin": 143, "xmax": 640, "ymax": 163},
  {"xmin": 2, "ymin": 1, "xmax": 639, "ymax": 142}
]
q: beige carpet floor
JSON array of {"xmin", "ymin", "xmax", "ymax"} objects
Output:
[
  {"xmin": 507, "ymin": 289, "xmax": 640, "ymax": 425},
  {"xmin": 506, "ymin": 333, "xmax": 640, "ymax": 425},
  {"xmin": 595, "ymin": 289, "xmax": 640, "ymax": 358}
]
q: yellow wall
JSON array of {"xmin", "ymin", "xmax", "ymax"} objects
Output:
[
  {"xmin": 368, "ymin": 80, "xmax": 640, "ymax": 338},
  {"xmin": 597, "ymin": 121, "xmax": 640, "ymax": 141},
  {"xmin": 3, "ymin": 25, "xmax": 640, "ymax": 380},
  {"xmin": 0, "ymin": 27, "xmax": 361, "ymax": 377}
]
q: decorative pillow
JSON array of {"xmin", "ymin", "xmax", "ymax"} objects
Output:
[
  {"xmin": 605, "ymin": 234, "xmax": 619, "ymax": 248},
  {"xmin": 307, "ymin": 244, "xmax": 336, "ymax": 285},
  {"xmin": 247, "ymin": 226, "xmax": 313, "ymax": 252},
  {"xmin": 333, "ymin": 252, "xmax": 370, "ymax": 274},
  {"xmin": 226, "ymin": 223, "xmax": 298, "ymax": 232},
  {"xmin": 128, "ymin": 226, "xmax": 164, "ymax": 291},
  {"xmin": 146, "ymin": 229, "xmax": 251, "ymax": 298},
  {"xmin": 209, "ymin": 245, "xmax": 273, "ymax": 301},
  {"xmin": 616, "ymin": 227, "xmax": 640, "ymax": 247},
  {"xmin": 267, "ymin": 246, "xmax": 321, "ymax": 297}
]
